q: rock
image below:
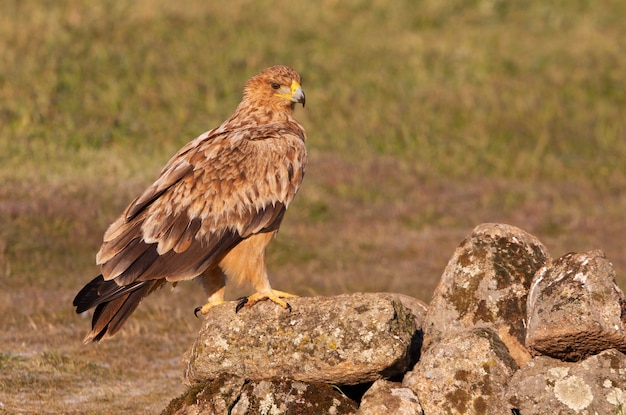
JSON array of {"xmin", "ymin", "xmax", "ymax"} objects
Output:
[
  {"xmin": 403, "ymin": 327, "xmax": 519, "ymax": 415},
  {"xmin": 358, "ymin": 379, "xmax": 424, "ymax": 415},
  {"xmin": 162, "ymin": 375, "xmax": 358, "ymax": 415},
  {"xmin": 422, "ymin": 223, "xmax": 550, "ymax": 360},
  {"xmin": 162, "ymin": 375, "xmax": 245, "ymax": 415},
  {"xmin": 183, "ymin": 293, "xmax": 418, "ymax": 386},
  {"xmin": 380, "ymin": 293, "xmax": 428, "ymax": 362},
  {"xmin": 526, "ymin": 250, "xmax": 626, "ymax": 361},
  {"xmin": 232, "ymin": 379, "xmax": 358, "ymax": 415},
  {"xmin": 506, "ymin": 349, "xmax": 626, "ymax": 414},
  {"xmin": 379, "ymin": 293, "xmax": 428, "ymax": 331}
]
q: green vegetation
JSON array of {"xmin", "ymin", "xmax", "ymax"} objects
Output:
[{"xmin": 1, "ymin": 1, "xmax": 625, "ymax": 412}]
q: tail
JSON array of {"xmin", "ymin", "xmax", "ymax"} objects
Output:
[{"xmin": 73, "ymin": 275, "xmax": 165, "ymax": 343}]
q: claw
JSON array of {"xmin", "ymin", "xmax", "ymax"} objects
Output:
[
  {"xmin": 235, "ymin": 297, "xmax": 249, "ymax": 313},
  {"xmin": 234, "ymin": 289, "xmax": 297, "ymax": 313}
]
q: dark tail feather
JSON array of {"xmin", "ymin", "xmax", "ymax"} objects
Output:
[{"xmin": 73, "ymin": 274, "xmax": 164, "ymax": 343}]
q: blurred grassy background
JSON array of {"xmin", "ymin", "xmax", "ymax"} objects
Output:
[{"xmin": 1, "ymin": 0, "xmax": 625, "ymax": 413}]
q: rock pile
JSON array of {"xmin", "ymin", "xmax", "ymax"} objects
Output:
[{"xmin": 162, "ymin": 223, "xmax": 626, "ymax": 415}]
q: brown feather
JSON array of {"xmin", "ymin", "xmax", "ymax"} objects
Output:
[
  {"xmin": 173, "ymin": 217, "xmax": 202, "ymax": 253},
  {"xmin": 141, "ymin": 230, "xmax": 242, "ymax": 282},
  {"xmin": 83, "ymin": 279, "xmax": 165, "ymax": 343},
  {"xmin": 125, "ymin": 160, "xmax": 194, "ymax": 221},
  {"xmin": 153, "ymin": 213, "xmax": 193, "ymax": 255},
  {"xmin": 113, "ymin": 243, "xmax": 160, "ymax": 285},
  {"xmin": 101, "ymin": 237, "xmax": 152, "ymax": 281}
]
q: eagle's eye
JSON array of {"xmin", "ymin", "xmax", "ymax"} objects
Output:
[{"xmin": 270, "ymin": 82, "xmax": 281, "ymax": 90}]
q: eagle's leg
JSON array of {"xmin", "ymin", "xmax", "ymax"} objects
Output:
[
  {"xmin": 235, "ymin": 289, "xmax": 298, "ymax": 313},
  {"xmin": 194, "ymin": 267, "xmax": 227, "ymax": 317},
  {"xmin": 218, "ymin": 232, "xmax": 299, "ymax": 312}
]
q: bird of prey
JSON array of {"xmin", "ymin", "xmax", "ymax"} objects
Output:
[{"xmin": 73, "ymin": 65, "xmax": 307, "ymax": 343}]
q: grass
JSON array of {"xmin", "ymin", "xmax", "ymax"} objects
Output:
[{"xmin": 1, "ymin": 0, "xmax": 626, "ymax": 413}]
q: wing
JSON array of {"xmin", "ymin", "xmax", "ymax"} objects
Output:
[{"xmin": 96, "ymin": 123, "xmax": 307, "ymax": 287}]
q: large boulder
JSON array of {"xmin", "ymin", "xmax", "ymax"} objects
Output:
[
  {"xmin": 526, "ymin": 250, "xmax": 626, "ymax": 361},
  {"xmin": 422, "ymin": 223, "xmax": 549, "ymax": 364},
  {"xmin": 183, "ymin": 293, "xmax": 420, "ymax": 386}
]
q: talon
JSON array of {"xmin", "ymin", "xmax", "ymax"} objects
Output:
[
  {"xmin": 235, "ymin": 297, "xmax": 249, "ymax": 313},
  {"xmin": 194, "ymin": 306, "xmax": 202, "ymax": 318}
]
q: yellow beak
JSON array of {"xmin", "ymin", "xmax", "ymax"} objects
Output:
[
  {"xmin": 276, "ymin": 81, "xmax": 306, "ymax": 107},
  {"xmin": 290, "ymin": 81, "xmax": 306, "ymax": 107}
]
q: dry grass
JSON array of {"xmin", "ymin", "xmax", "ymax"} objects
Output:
[{"xmin": 1, "ymin": 0, "xmax": 625, "ymax": 413}]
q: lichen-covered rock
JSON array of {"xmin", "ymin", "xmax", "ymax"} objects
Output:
[
  {"xmin": 232, "ymin": 379, "xmax": 357, "ymax": 415},
  {"xmin": 422, "ymin": 223, "xmax": 550, "ymax": 358},
  {"xmin": 526, "ymin": 250, "xmax": 626, "ymax": 361},
  {"xmin": 506, "ymin": 349, "xmax": 626, "ymax": 414},
  {"xmin": 380, "ymin": 293, "xmax": 428, "ymax": 331},
  {"xmin": 183, "ymin": 293, "xmax": 418, "ymax": 385},
  {"xmin": 162, "ymin": 375, "xmax": 245, "ymax": 415},
  {"xmin": 358, "ymin": 379, "xmax": 423, "ymax": 415},
  {"xmin": 162, "ymin": 376, "xmax": 358, "ymax": 415},
  {"xmin": 403, "ymin": 327, "xmax": 519, "ymax": 415}
]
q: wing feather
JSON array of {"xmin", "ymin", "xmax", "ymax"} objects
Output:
[
  {"xmin": 125, "ymin": 159, "xmax": 194, "ymax": 221},
  {"xmin": 153, "ymin": 214, "xmax": 195, "ymax": 255},
  {"xmin": 173, "ymin": 217, "xmax": 202, "ymax": 254},
  {"xmin": 100, "ymin": 237, "xmax": 147, "ymax": 280},
  {"xmin": 111, "ymin": 244, "xmax": 160, "ymax": 285}
]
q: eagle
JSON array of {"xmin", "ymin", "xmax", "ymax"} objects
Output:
[{"xmin": 73, "ymin": 65, "xmax": 307, "ymax": 343}]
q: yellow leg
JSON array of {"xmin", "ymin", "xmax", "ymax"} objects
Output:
[
  {"xmin": 194, "ymin": 299, "xmax": 226, "ymax": 317},
  {"xmin": 194, "ymin": 286, "xmax": 226, "ymax": 317},
  {"xmin": 236, "ymin": 289, "xmax": 298, "ymax": 312}
]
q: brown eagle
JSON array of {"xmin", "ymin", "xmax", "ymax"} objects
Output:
[{"xmin": 73, "ymin": 65, "xmax": 307, "ymax": 343}]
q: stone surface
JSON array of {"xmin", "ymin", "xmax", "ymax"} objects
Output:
[
  {"xmin": 380, "ymin": 293, "xmax": 428, "ymax": 331},
  {"xmin": 526, "ymin": 250, "xmax": 626, "ymax": 361},
  {"xmin": 162, "ymin": 375, "xmax": 245, "ymax": 415},
  {"xmin": 183, "ymin": 293, "xmax": 418, "ymax": 386},
  {"xmin": 403, "ymin": 327, "xmax": 519, "ymax": 415},
  {"xmin": 232, "ymin": 379, "xmax": 357, "ymax": 415},
  {"xmin": 358, "ymin": 379, "xmax": 423, "ymax": 415},
  {"xmin": 422, "ymin": 223, "xmax": 550, "ymax": 354},
  {"xmin": 381, "ymin": 293, "xmax": 428, "ymax": 362},
  {"xmin": 162, "ymin": 376, "xmax": 358, "ymax": 415},
  {"xmin": 506, "ymin": 349, "xmax": 626, "ymax": 414}
]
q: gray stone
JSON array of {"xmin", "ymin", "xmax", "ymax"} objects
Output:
[
  {"xmin": 358, "ymin": 379, "xmax": 423, "ymax": 415},
  {"xmin": 162, "ymin": 376, "xmax": 358, "ymax": 415},
  {"xmin": 526, "ymin": 250, "xmax": 626, "ymax": 361},
  {"xmin": 162, "ymin": 375, "xmax": 246, "ymax": 415},
  {"xmin": 422, "ymin": 223, "xmax": 550, "ymax": 362},
  {"xmin": 232, "ymin": 378, "xmax": 357, "ymax": 415},
  {"xmin": 380, "ymin": 293, "xmax": 428, "ymax": 331},
  {"xmin": 506, "ymin": 349, "xmax": 626, "ymax": 414},
  {"xmin": 183, "ymin": 293, "xmax": 418, "ymax": 386},
  {"xmin": 403, "ymin": 327, "xmax": 519, "ymax": 415}
]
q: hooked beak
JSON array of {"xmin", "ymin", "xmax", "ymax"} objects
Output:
[{"xmin": 290, "ymin": 81, "xmax": 306, "ymax": 107}]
